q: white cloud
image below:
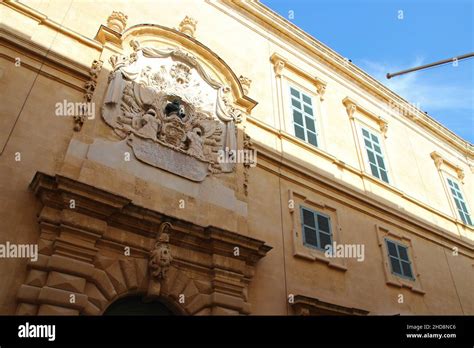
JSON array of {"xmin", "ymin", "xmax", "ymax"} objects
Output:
[{"xmin": 359, "ymin": 58, "xmax": 473, "ymax": 112}]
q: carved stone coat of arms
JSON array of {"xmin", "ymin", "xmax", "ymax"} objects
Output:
[{"xmin": 102, "ymin": 40, "xmax": 241, "ymax": 181}]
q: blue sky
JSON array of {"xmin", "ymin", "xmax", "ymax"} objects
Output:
[{"xmin": 262, "ymin": 0, "xmax": 474, "ymax": 143}]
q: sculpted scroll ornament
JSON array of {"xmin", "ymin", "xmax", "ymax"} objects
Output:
[{"xmin": 102, "ymin": 40, "xmax": 241, "ymax": 181}]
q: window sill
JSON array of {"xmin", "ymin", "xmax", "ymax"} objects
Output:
[{"xmin": 294, "ymin": 249, "xmax": 347, "ymax": 272}]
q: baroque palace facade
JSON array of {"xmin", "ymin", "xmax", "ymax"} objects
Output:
[{"xmin": 0, "ymin": 0, "xmax": 472, "ymax": 316}]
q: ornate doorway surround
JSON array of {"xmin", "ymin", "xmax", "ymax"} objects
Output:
[{"xmin": 15, "ymin": 173, "xmax": 271, "ymax": 315}]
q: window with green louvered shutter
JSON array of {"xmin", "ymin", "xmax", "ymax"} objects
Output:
[
  {"xmin": 300, "ymin": 206, "xmax": 332, "ymax": 250},
  {"xmin": 290, "ymin": 87, "xmax": 318, "ymax": 147}
]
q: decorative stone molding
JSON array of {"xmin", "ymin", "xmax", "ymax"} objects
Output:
[
  {"xmin": 239, "ymin": 75, "xmax": 252, "ymax": 95},
  {"xmin": 102, "ymin": 40, "xmax": 243, "ymax": 180},
  {"xmin": 16, "ymin": 172, "xmax": 272, "ymax": 315},
  {"xmin": 291, "ymin": 295, "xmax": 369, "ymax": 315},
  {"xmin": 343, "ymin": 100, "xmax": 357, "ymax": 119},
  {"xmin": 120, "ymin": 25, "xmax": 258, "ymax": 113},
  {"xmin": 314, "ymin": 77, "xmax": 326, "ymax": 101},
  {"xmin": 178, "ymin": 16, "xmax": 197, "ymax": 37},
  {"xmin": 342, "ymin": 96, "xmax": 388, "ymax": 138},
  {"xmin": 430, "ymin": 151, "xmax": 465, "ymax": 182},
  {"xmin": 375, "ymin": 224, "xmax": 425, "ymax": 295},
  {"xmin": 107, "ymin": 11, "xmax": 128, "ymax": 34},
  {"xmin": 242, "ymin": 131, "xmax": 255, "ymax": 196},
  {"xmin": 270, "ymin": 54, "xmax": 286, "ymax": 77},
  {"xmin": 73, "ymin": 59, "xmax": 103, "ymax": 131},
  {"xmin": 270, "ymin": 52, "xmax": 327, "ymax": 100}
]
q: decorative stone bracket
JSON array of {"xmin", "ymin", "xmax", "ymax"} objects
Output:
[
  {"xmin": 16, "ymin": 172, "xmax": 272, "ymax": 315},
  {"xmin": 430, "ymin": 151, "xmax": 465, "ymax": 182},
  {"xmin": 95, "ymin": 11, "xmax": 128, "ymax": 45}
]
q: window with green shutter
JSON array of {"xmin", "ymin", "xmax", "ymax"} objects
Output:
[
  {"xmin": 289, "ymin": 87, "xmax": 318, "ymax": 147},
  {"xmin": 300, "ymin": 206, "xmax": 332, "ymax": 250},
  {"xmin": 447, "ymin": 178, "xmax": 472, "ymax": 226},
  {"xmin": 361, "ymin": 128, "xmax": 389, "ymax": 183},
  {"xmin": 385, "ymin": 239, "xmax": 414, "ymax": 280}
]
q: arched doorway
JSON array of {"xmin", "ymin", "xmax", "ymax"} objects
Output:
[{"xmin": 103, "ymin": 296, "xmax": 177, "ymax": 316}]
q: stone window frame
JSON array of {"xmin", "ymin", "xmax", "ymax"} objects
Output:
[
  {"xmin": 288, "ymin": 85, "xmax": 319, "ymax": 147},
  {"xmin": 270, "ymin": 52, "xmax": 328, "ymax": 152},
  {"xmin": 446, "ymin": 177, "xmax": 473, "ymax": 226},
  {"xmin": 341, "ymin": 97, "xmax": 398, "ymax": 188},
  {"xmin": 288, "ymin": 189, "xmax": 347, "ymax": 271},
  {"xmin": 375, "ymin": 224, "xmax": 425, "ymax": 294},
  {"xmin": 384, "ymin": 238, "xmax": 415, "ymax": 280},
  {"xmin": 360, "ymin": 126, "xmax": 390, "ymax": 184},
  {"xmin": 430, "ymin": 151, "xmax": 472, "ymax": 227}
]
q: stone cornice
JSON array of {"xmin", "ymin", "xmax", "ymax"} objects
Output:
[
  {"xmin": 0, "ymin": 28, "xmax": 91, "ymax": 86},
  {"xmin": 29, "ymin": 172, "xmax": 272, "ymax": 266},
  {"xmin": 228, "ymin": 0, "xmax": 473, "ymax": 157},
  {"xmin": 94, "ymin": 25, "xmax": 123, "ymax": 46},
  {"xmin": 2, "ymin": 0, "xmax": 102, "ymax": 51}
]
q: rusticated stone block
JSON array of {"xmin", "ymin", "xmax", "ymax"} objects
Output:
[
  {"xmin": 16, "ymin": 303, "xmax": 38, "ymax": 315},
  {"xmin": 182, "ymin": 280, "xmax": 200, "ymax": 302},
  {"xmin": 119, "ymin": 259, "xmax": 138, "ymax": 290},
  {"xmin": 91, "ymin": 269, "xmax": 117, "ymax": 300},
  {"xmin": 84, "ymin": 282, "xmax": 108, "ymax": 310},
  {"xmin": 38, "ymin": 238, "xmax": 54, "ymax": 255},
  {"xmin": 46, "ymin": 271, "xmax": 86, "ymax": 293},
  {"xmin": 211, "ymin": 292, "xmax": 244, "ymax": 311},
  {"xmin": 193, "ymin": 279, "xmax": 212, "ymax": 294},
  {"xmin": 48, "ymin": 254, "xmax": 95, "ymax": 278},
  {"xmin": 38, "ymin": 286, "xmax": 88, "ymax": 310},
  {"xmin": 103, "ymin": 260, "xmax": 127, "ymax": 294},
  {"xmin": 38, "ymin": 304, "xmax": 79, "ymax": 315},
  {"xmin": 211, "ymin": 306, "xmax": 239, "ymax": 315},
  {"xmin": 185, "ymin": 293, "xmax": 211, "ymax": 315},
  {"xmin": 17, "ymin": 284, "xmax": 40, "ymax": 303},
  {"xmin": 25, "ymin": 270, "xmax": 48, "ymax": 287},
  {"xmin": 194, "ymin": 307, "xmax": 211, "ymax": 315},
  {"xmin": 161, "ymin": 266, "xmax": 178, "ymax": 295},
  {"xmin": 168, "ymin": 271, "xmax": 189, "ymax": 298},
  {"xmin": 82, "ymin": 301, "xmax": 101, "ymax": 315},
  {"xmin": 134, "ymin": 258, "xmax": 148, "ymax": 290},
  {"xmin": 28, "ymin": 254, "xmax": 49, "ymax": 269}
]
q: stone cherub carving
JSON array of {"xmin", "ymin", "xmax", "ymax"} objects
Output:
[{"xmin": 185, "ymin": 127, "xmax": 204, "ymax": 159}]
